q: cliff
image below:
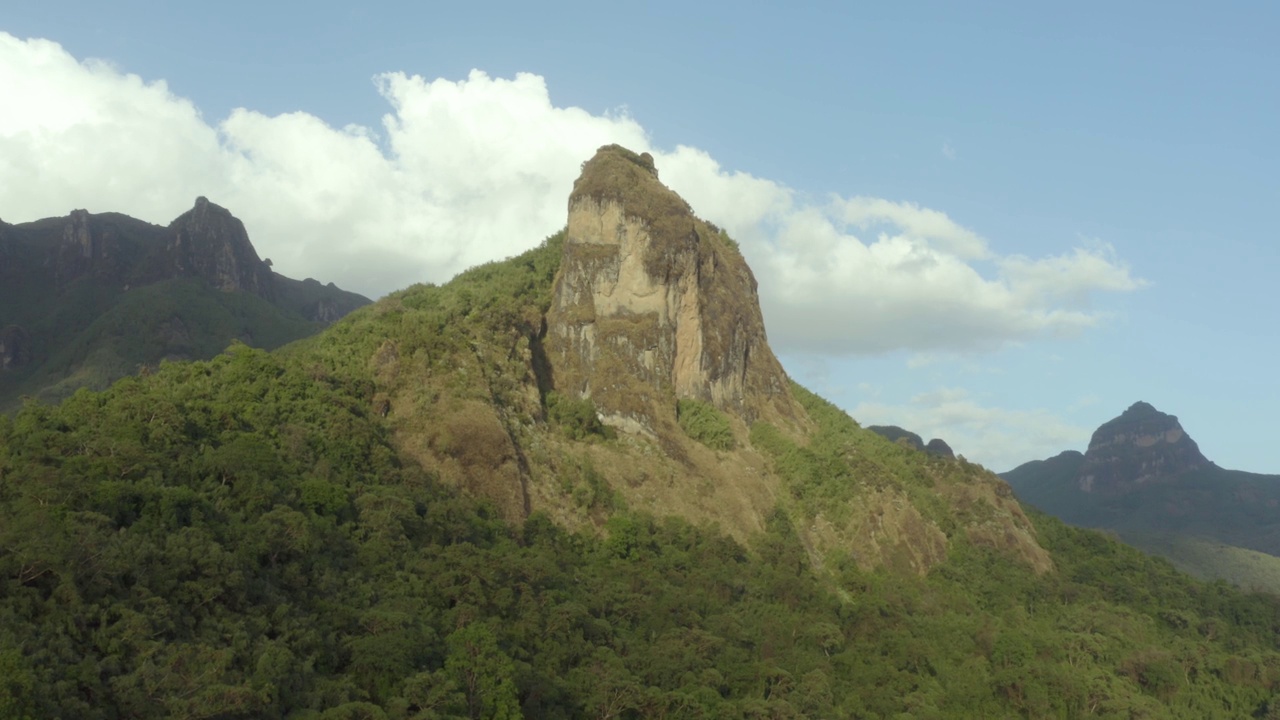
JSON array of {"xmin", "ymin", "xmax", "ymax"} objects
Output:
[
  {"xmin": 1078, "ymin": 401, "xmax": 1211, "ymax": 493},
  {"xmin": 0, "ymin": 200, "xmax": 369, "ymax": 407},
  {"xmin": 546, "ymin": 145, "xmax": 802, "ymax": 435},
  {"xmin": 1002, "ymin": 402, "xmax": 1280, "ymax": 583},
  {"xmin": 158, "ymin": 197, "xmax": 276, "ymax": 300},
  {"xmin": 359, "ymin": 145, "xmax": 1050, "ymax": 579}
]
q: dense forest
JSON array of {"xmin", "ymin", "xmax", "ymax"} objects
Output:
[{"xmin": 5, "ymin": 236, "xmax": 1280, "ymax": 719}]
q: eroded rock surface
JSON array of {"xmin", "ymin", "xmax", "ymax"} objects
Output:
[
  {"xmin": 162, "ymin": 197, "xmax": 276, "ymax": 300},
  {"xmin": 1079, "ymin": 401, "xmax": 1210, "ymax": 492},
  {"xmin": 546, "ymin": 145, "xmax": 801, "ymax": 433}
]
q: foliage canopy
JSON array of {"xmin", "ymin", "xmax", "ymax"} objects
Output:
[{"xmin": 5, "ymin": 235, "xmax": 1280, "ymax": 718}]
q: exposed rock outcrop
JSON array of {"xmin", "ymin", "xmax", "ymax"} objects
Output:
[
  {"xmin": 546, "ymin": 145, "xmax": 801, "ymax": 433},
  {"xmin": 162, "ymin": 197, "xmax": 276, "ymax": 300},
  {"xmin": 1078, "ymin": 401, "xmax": 1210, "ymax": 493},
  {"xmin": 54, "ymin": 209, "xmax": 126, "ymax": 286},
  {"xmin": 0, "ymin": 202, "xmax": 369, "ymax": 410},
  {"xmin": 366, "ymin": 144, "xmax": 1052, "ymax": 578},
  {"xmin": 0, "ymin": 325, "xmax": 30, "ymax": 370}
]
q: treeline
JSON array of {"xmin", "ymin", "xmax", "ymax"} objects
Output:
[{"xmin": 3, "ymin": 345, "xmax": 1280, "ymax": 718}]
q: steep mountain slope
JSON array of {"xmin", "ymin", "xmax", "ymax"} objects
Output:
[
  {"xmin": 6, "ymin": 147, "xmax": 1280, "ymax": 717},
  {"xmin": 0, "ymin": 199, "xmax": 369, "ymax": 409},
  {"xmin": 1004, "ymin": 401, "xmax": 1280, "ymax": 587},
  {"xmin": 296, "ymin": 145, "xmax": 1047, "ymax": 576}
]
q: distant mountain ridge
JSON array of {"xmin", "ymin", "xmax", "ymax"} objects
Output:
[
  {"xmin": 10, "ymin": 147, "xmax": 1280, "ymax": 717},
  {"xmin": 0, "ymin": 198, "xmax": 369, "ymax": 408},
  {"xmin": 867, "ymin": 425, "xmax": 955, "ymax": 458},
  {"xmin": 1077, "ymin": 401, "xmax": 1212, "ymax": 493},
  {"xmin": 1003, "ymin": 401, "xmax": 1280, "ymax": 588}
]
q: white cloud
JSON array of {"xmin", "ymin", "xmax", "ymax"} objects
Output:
[
  {"xmin": 852, "ymin": 388, "xmax": 1091, "ymax": 472},
  {"xmin": 0, "ymin": 32, "xmax": 1144, "ymax": 357},
  {"xmin": 653, "ymin": 149, "xmax": 1144, "ymax": 354}
]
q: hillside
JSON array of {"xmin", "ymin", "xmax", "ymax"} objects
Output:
[
  {"xmin": 1004, "ymin": 401, "xmax": 1280, "ymax": 589},
  {"xmin": 293, "ymin": 145, "xmax": 1047, "ymax": 576},
  {"xmin": 1119, "ymin": 532, "xmax": 1280, "ymax": 595},
  {"xmin": 0, "ymin": 199, "xmax": 369, "ymax": 410},
  {"xmin": 5, "ymin": 147, "xmax": 1280, "ymax": 717}
]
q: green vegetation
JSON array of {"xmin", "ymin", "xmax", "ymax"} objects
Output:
[
  {"xmin": 8, "ymin": 231, "xmax": 1280, "ymax": 717},
  {"xmin": 0, "ymin": 209, "xmax": 368, "ymax": 412},
  {"xmin": 1, "ymin": 277, "xmax": 325, "ymax": 410},
  {"xmin": 1122, "ymin": 531, "xmax": 1280, "ymax": 594},
  {"xmin": 750, "ymin": 383, "xmax": 955, "ymax": 531},
  {"xmin": 546, "ymin": 392, "xmax": 614, "ymax": 441},
  {"xmin": 676, "ymin": 398, "xmax": 734, "ymax": 450},
  {"xmin": 6, "ymin": 348, "xmax": 1280, "ymax": 717},
  {"xmin": 1007, "ymin": 452, "xmax": 1280, "ymax": 592}
]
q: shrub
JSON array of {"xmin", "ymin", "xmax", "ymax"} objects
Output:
[
  {"xmin": 677, "ymin": 398, "xmax": 734, "ymax": 450},
  {"xmin": 546, "ymin": 391, "xmax": 614, "ymax": 440}
]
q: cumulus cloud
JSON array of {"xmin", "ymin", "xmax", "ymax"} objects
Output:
[
  {"xmin": 656, "ymin": 148, "xmax": 1146, "ymax": 354},
  {"xmin": 0, "ymin": 32, "xmax": 1144, "ymax": 356},
  {"xmin": 852, "ymin": 388, "xmax": 1091, "ymax": 472}
]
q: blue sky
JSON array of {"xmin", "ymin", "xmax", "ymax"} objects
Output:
[{"xmin": 3, "ymin": 1, "xmax": 1278, "ymax": 472}]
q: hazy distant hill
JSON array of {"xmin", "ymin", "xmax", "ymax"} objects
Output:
[
  {"xmin": 1003, "ymin": 401, "xmax": 1280, "ymax": 588},
  {"xmin": 0, "ymin": 198, "xmax": 368, "ymax": 409},
  {"xmin": 7, "ymin": 148, "xmax": 1280, "ymax": 717},
  {"xmin": 867, "ymin": 424, "xmax": 955, "ymax": 458}
]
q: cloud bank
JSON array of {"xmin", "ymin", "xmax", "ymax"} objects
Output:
[{"xmin": 0, "ymin": 32, "xmax": 1143, "ymax": 356}]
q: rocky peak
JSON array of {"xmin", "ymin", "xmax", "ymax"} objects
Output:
[
  {"xmin": 545, "ymin": 145, "xmax": 801, "ymax": 433},
  {"xmin": 52, "ymin": 209, "xmax": 125, "ymax": 285},
  {"xmin": 164, "ymin": 197, "xmax": 275, "ymax": 300},
  {"xmin": 1078, "ymin": 401, "xmax": 1210, "ymax": 493}
]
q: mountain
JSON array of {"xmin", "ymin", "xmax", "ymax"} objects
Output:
[
  {"xmin": 1004, "ymin": 401, "xmax": 1280, "ymax": 587},
  {"xmin": 867, "ymin": 425, "xmax": 956, "ymax": 458},
  {"xmin": 0, "ymin": 198, "xmax": 369, "ymax": 409},
  {"xmin": 314, "ymin": 145, "xmax": 1048, "ymax": 575},
  {"xmin": 5, "ymin": 147, "xmax": 1280, "ymax": 717}
]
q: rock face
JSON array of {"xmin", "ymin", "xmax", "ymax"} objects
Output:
[
  {"xmin": 0, "ymin": 325, "xmax": 30, "ymax": 370},
  {"xmin": 161, "ymin": 197, "xmax": 276, "ymax": 300},
  {"xmin": 0, "ymin": 201, "xmax": 370, "ymax": 410},
  {"xmin": 8, "ymin": 199, "xmax": 277, "ymax": 302},
  {"xmin": 54, "ymin": 209, "xmax": 127, "ymax": 286},
  {"xmin": 546, "ymin": 145, "xmax": 801, "ymax": 432},
  {"xmin": 0, "ymin": 221, "xmax": 13, "ymax": 268},
  {"xmin": 1078, "ymin": 401, "xmax": 1210, "ymax": 493}
]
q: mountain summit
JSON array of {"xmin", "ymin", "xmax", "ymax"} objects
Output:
[
  {"xmin": 0, "ymin": 200, "xmax": 368, "ymax": 408},
  {"xmin": 16, "ymin": 150, "xmax": 1280, "ymax": 717},
  {"xmin": 159, "ymin": 196, "xmax": 277, "ymax": 299},
  {"xmin": 1004, "ymin": 402, "xmax": 1280, "ymax": 587},
  {"xmin": 1079, "ymin": 401, "xmax": 1210, "ymax": 493},
  {"xmin": 547, "ymin": 145, "xmax": 801, "ymax": 434},
  {"xmin": 336, "ymin": 144, "xmax": 1049, "ymax": 577}
]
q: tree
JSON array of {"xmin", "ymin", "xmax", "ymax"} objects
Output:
[{"xmin": 444, "ymin": 624, "xmax": 520, "ymax": 720}]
